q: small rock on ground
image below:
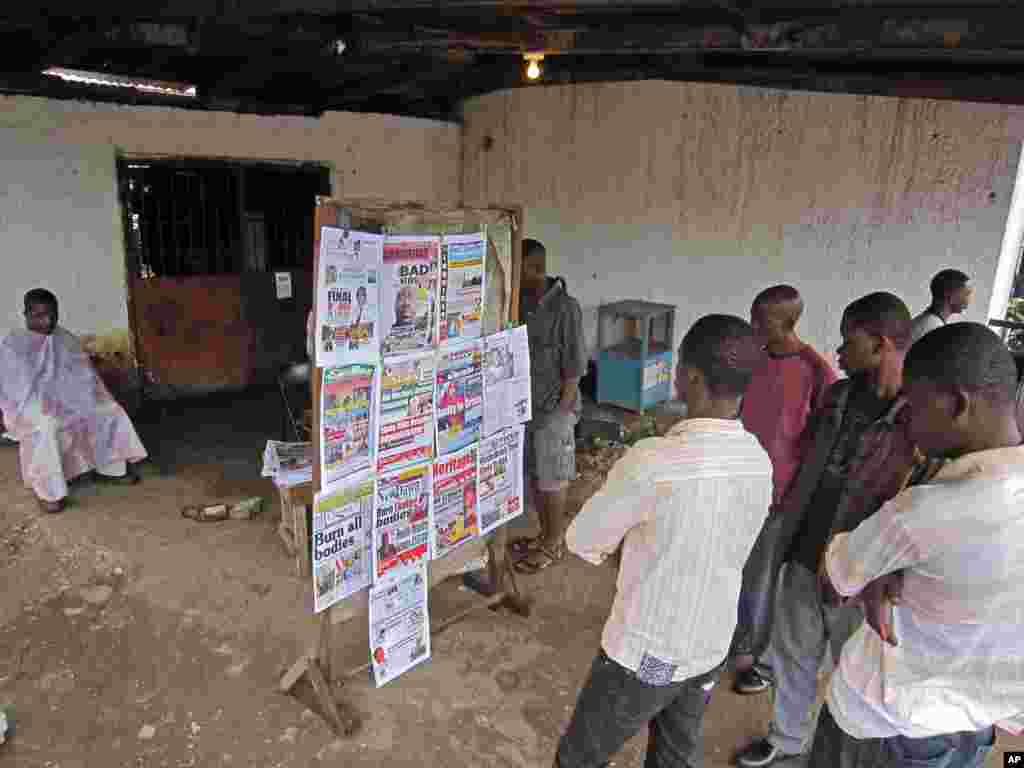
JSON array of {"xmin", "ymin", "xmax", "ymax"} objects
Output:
[{"xmin": 79, "ymin": 585, "xmax": 114, "ymax": 607}]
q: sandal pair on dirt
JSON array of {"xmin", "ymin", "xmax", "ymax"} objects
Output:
[{"xmin": 509, "ymin": 536, "xmax": 565, "ymax": 574}]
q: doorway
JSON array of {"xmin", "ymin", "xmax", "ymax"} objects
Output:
[{"xmin": 118, "ymin": 158, "xmax": 329, "ymax": 398}]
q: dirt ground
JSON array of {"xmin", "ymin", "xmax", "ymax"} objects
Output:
[{"xmin": 1, "ymin": 390, "xmax": 1021, "ymax": 767}]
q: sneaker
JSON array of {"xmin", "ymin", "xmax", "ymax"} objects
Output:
[
  {"xmin": 733, "ymin": 666, "xmax": 773, "ymax": 695},
  {"xmin": 735, "ymin": 737, "xmax": 786, "ymax": 768}
]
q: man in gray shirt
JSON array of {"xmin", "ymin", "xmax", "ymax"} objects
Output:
[
  {"xmin": 909, "ymin": 269, "xmax": 972, "ymax": 346},
  {"xmin": 513, "ymin": 238, "xmax": 588, "ymax": 574}
]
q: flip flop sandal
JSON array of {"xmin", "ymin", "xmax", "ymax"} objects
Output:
[
  {"xmin": 514, "ymin": 545, "xmax": 564, "ymax": 574},
  {"xmin": 509, "ymin": 536, "xmax": 542, "ymax": 560}
]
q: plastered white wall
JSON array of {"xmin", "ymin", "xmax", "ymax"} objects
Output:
[
  {"xmin": 0, "ymin": 95, "xmax": 462, "ymax": 337},
  {"xmin": 462, "ymin": 82, "xmax": 1024, "ymax": 365},
  {"xmin": 0, "ymin": 127, "xmax": 128, "ymax": 336}
]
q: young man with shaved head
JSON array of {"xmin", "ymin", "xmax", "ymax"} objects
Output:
[
  {"xmin": 909, "ymin": 269, "xmax": 973, "ymax": 346},
  {"xmin": 737, "ymin": 293, "xmax": 938, "ymax": 767},
  {"xmin": 556, "ymin": 315, "xmax": 772, "ymax": 768},
  {"xmin": 734, "ymin": 285, "xmax": 837, "ymax": 695},
  {"xmin": 813, "ymin": 322, "xmax": 1024, "ymax": 767}
]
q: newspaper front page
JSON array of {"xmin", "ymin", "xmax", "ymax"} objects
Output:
[
  {"xmin": 435, "ymin": 339, "xmax": 484, "ymax": 456},
  {"xmin": 312, "ymin": 471, "xmax": 374, "ymax": 613},
  {"xmin": 369, "ymin": 561, "xmax": 430, "ymax": 687},
  {"xmin": 438, "ymin": 232, "xmax": 485, "ymax": 345},
  {"xmin": 478, "ymin": 425, "xmax": 525, "ymax": 536},
  {"xmin": 482, "ymin": 325, "xmax": 532, "ymax": 437},
  {"xmin": 380, "ymin": 236, "xmax": 439, "ymax": 356},
  {"xmin": 431, "ymin": 443, "xmax": 480, "ymax": 559},
  {"xmin": 376, "ymin": 351, "xmax": 436, "ymax": 475},
  {"xmin": 321, "ymin": 364, "xmax": 377, "ymax": 489},
  {"xmin": 373, "ymin": 463, "xmax": 432, "ymax": 581},
  {"xmin": 315, "ymin": 227, "xmax": 383, "ymax": 367}
]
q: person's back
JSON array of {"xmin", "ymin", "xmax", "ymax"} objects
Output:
[
  {"xmin": 557, "ymin": 314, "xmax": 771, "ymax": 768},
  {"xmin": 597, "ymin": 421, "xmax": 772, "ymax": 678}
]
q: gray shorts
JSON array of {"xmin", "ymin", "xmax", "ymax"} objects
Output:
[{"xmin": 526, "ymin": 410, "xmax": 577, "ymax": 493}]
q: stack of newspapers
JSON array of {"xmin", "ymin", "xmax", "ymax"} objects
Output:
[{"xmin": 261, "ymin": 441, "xmax": 313, "ymax": 488}]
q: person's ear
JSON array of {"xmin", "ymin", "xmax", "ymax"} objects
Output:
[{"xmin": 950, "ymin": 387, "xmax": 971, "ymax": 424}]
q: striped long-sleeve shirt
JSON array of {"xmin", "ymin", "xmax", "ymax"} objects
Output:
[{"xmin": 566, "ymin": 419, "xmax": 772, "ymax": 682}]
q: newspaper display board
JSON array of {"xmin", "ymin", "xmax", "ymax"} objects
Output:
[
  {"xmin": 373, "ymin": 463, "xmax": 432, "ymax": 580},
  {"xmin": 377, "ymin": 352, "xmax": 436, "ymax": 475},
  {"xmin": 438, "ymin": 233, "xmax": 485, "ymax": 345},
  {"xmin": 380, "ymin": 236, "xmax": 439, "ymax": 356},
  {"xmin": 482, "ymin": 325, "xmax": 532, "ymax": 437},
  {"xmin": 321, "ymin": 364, "xmax": 377, "ymax": 489},
  {"xmin": 430, "ymin": 443, "xmax": 480, "ymax": 559},
  {"xmin": 369, "ymin": 562, "xmax": 431, "ymax": 687},
  {"xmin": 305, "ymin": 203, "xmax": 531, "ymax": 691},
  {"xmin": 435, "ymin": 339, "xmax": 484, "ymax": 456},
  {"xmin": 315, "ymin": 227, "xmax": 383, "ymax": 367},
  {"xmin": 312, "ymin": 472, "xmax": 374, "ymax": 613},
  {"xmin": 478, "ymin": 426, "xmax": 525, "ymax": 536}
]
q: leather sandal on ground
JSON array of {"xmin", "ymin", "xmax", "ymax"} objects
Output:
[
  {"xmin": 514, "ymin": 544, "xmax": 565, "ymax": 574},
  {"xmin": 509, "ymin": 536, "xmax": 543, "ymax": 561}
]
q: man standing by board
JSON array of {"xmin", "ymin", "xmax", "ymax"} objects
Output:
[
  {"xmin": 512, "ymin": 237, "xmax": 588, "ymax": 574},
  {"xmin": 464, "ymin": 237, "xmax": 587, "ymax": 592}
]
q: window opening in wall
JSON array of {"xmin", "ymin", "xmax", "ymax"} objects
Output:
[{"xmin": 119, "ymin": 158, "xmax": 329, "ymax": 278}]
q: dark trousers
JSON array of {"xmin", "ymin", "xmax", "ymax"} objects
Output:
[
  {"xmin": 809, "ymin": 704, "xmax": 995, "ymax": 768},
  {"xmin": 556, "ymin": 650, "xmax": 721, "ymax": 768}
]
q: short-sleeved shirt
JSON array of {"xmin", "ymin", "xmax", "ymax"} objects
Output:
[
  {"xmin": 520, "ymin": 277, "xmax": 587, "ymax": 418},
  {"xmin": 740, "ymin": 345, "xmax": 837, "ymax": 507},
  {"xmin": 909, "ymin": 309, "xmax": 945, "ymax": 347}
]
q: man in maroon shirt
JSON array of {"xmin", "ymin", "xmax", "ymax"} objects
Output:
[{"xmin": 734, "ymin": 285, "xmax": 837, "ymax": 695}]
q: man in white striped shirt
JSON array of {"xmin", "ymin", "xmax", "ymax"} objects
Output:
[
  {"xmin": 554, "ymin": 314, "xmax": 773, "ymax": 768},
  {"xmin": 815, "ymin": 323, "xmax": 1024, "ymax": 767}
]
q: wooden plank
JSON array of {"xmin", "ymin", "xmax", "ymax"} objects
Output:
[
  {"xmin": 307, "ymin": 655, "xmax": 357, "ymax": 736},
  {"xmin": 294, "ymin": 495, "xmax": 312, "ymax": 579},
  {"xmin": 279, "ymin": 654, "xmax": 310, "ymax": 693}
]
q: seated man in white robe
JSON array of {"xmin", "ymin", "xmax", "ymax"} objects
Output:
[{"xmin": 0, "ymin": 289, "xmax": 147, "ymax": 513}]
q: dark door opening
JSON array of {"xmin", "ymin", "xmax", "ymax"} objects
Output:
[{"xmin": 118, "ymin": 158, "xmax": 330, "ymax": 398}]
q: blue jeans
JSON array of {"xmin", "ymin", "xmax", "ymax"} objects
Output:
[
  {"xmin": 809, "ymin": 704, "xmax": 995, "ymax": 768},
  {"xmin": 556, "ymin": 650, "xmax": 722, "ymax": 768}
]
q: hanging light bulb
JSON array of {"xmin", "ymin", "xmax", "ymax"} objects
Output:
[{"xmin": 524, "ymin": 53, "xmax": 544, "ymax": 81}]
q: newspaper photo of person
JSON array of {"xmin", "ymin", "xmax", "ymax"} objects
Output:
[
  {"xmin": 380, "ymin": 236, "xmax": 439, "ymax": 356},
  {"xmin": 315, "ymin": 227, "xmax": 382, "ymax": 366}
]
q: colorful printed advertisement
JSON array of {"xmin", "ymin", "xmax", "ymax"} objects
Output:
[
  {"xmin": 431, "ymin": 443, "xmax": 480, "ymax": 559},
  {"xmin": 369, "ymin": 562, "xmax": 430, "ymax": 687},
  {"xmin": 380, "ymin": 236, "xmax": 439, "ymax": 356},
  {"xmin": 435, "ymin": 339, "xmax": 484, "ymax": 456},
  {"xmin": 478, "ymin": 425, "xmax": 525, "ymax": 536},
  {"xmin": 373, "ymin": 463, "xmax": 432, "ymax": 580},
  {"xmin": 438, "ymin": 233, "xmax": 485, "ymax": 345},
  {"xmin": 377, "ymin": 351, "xmax": 436, "ymax": 475},
  {"xmin": 312, "ymin": 472, "xmax": 374, "ymax": 613},
  {"xmin": 321, "ymin": 364, "xmax": 377, "ymax": 488},
  {"xmin": 315, "ymin": 227, "xmax": 383, "ymax": 367}
]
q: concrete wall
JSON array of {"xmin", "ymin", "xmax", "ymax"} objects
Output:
[
  {"xmin": 462, "ymin": 82, "xmax": 1024, "ymax": 365},
  {"xmin": 0, "ymin": 95, "xmax": 462, "ymax": 342}
]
